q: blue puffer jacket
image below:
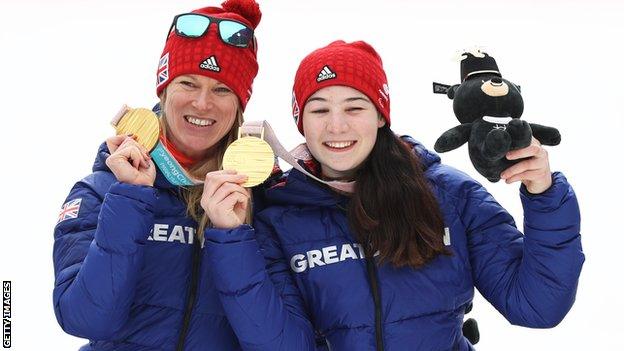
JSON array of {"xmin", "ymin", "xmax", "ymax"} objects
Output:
[
  {"xmin": 204, "ymin": 137, "xmax": 584, "ymax": 351},
  {"xmin": 53, "ymin": 143, "xmax": 244, "ymax": 350}
]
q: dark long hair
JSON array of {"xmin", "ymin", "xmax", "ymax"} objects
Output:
[{"xmin": 348, "ymin": 125, "xmax": 450, "ymax": 268}]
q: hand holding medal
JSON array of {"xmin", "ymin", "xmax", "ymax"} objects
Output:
[
  {"xmin": 111, "ymin": 106, "xmax": 160, "ymax": 152},
  {"xmin": 202, "ymin": 122, "xmax": 276, "ymax": 229},
  {"xmin": 106, "ymin": 106, "xmax": 158, "ymax": 186},
  {"xmin": 111, "ymin": 105, "xmax": 205, "ymax": 186}
]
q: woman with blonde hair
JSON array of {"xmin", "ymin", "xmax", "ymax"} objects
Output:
[{"xmin": 52, "ymin": 1, "xmax": 263, "ymax": 349}]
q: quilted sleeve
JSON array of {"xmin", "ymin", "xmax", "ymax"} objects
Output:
[
  {"xmin": 52, "ymin": 178, "xmax": 157, "ymax": 339},
  {"xmin": 204, "ymin": 216, "xmax": 316, "ymax": 350},
  {"xmin": 460, "ymin": 171, "xmax": 584, "ymax": 328}
]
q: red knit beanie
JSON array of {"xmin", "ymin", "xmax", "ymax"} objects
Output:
[
  {"xmin": 292, "ymin": 40, "xmax": 391, "ymax": 134},
  {"xmin": 156, "ymin": 0, "xmax": 261, "ymax": 110}
]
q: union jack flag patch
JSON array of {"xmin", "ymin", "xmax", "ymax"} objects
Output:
[
  {"xmin": 157, "ymin": 53, "xmax": 169, "ymax": 88},
  {"xmin": 58, "ymin": 198, "xmax": 82, "ymax": 224}
]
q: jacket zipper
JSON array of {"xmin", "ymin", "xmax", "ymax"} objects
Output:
[
  {"xmin": 365, "ymin": 257, "xmax": 384, "ymax": 351},
  {"xmin": 336, "ymin": 203, "xmax": 384, "ymax": 350},
  {"xmin": 175, "ymin": 239, "xmax": 202, "ymax": 351}
]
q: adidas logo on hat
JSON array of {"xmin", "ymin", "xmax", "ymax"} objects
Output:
[
  {"xmin": 316, "ymin": 65, "xmax": 336, "ymax": 82},
  {"xmin": 200, "ymin": 56, "xmax": 221, "ymax": 72}
]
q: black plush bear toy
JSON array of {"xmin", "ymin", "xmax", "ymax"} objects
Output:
[{"xmin": 433, "ymin": 49, "xmax": 561, "ymax": 182}]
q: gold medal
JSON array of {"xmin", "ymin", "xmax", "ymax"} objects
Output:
[
  {"xmin": 222, "ymin": 132, "xmax": 275, "ymax": 187},
  {"xmin": 111, "ymin": 106, "xmax": 160, "ymax": 152}
]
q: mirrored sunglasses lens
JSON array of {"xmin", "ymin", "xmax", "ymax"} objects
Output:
[
  {"xmin": 176, "ymin": 14, "xmax": 210, "ymax": 37},
  {"xmin": 219, "ymin": 21, "xmax": 253, "ymax": 47}
]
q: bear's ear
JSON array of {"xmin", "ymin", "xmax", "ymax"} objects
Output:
[
  {"xmin": 446, "ymin": 84, "xmax": 460, "ymax": 100},
  {"xmin": 433, "ymin": 82, "xmax": 451, "ymax": 94}
]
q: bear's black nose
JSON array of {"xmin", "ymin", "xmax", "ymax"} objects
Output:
[{"xmin": 491, "ymin": 77, "xmax": 503, "ymax": 84}]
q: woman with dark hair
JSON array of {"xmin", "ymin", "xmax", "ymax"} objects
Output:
[
  {"xmin": 201, "ymin": 40, "xmax": 584, "ymax": 350},
  {"xmin": 52, "ymin": 1, "xmax": 265, "ymax": 350}
]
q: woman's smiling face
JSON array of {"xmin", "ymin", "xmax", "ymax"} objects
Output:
[
  {"xmin": 302, "ymin": 85, "xmax": 385, "ymax": 180},
  {"xmin": 163, "ymin": 74, "xmax": 238, "ymax": 159}
]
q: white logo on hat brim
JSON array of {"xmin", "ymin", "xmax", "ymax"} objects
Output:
[
  {"xmin": 200, "ymin": 55, "xmax": 221, "ymax": 72},
  {"xmin": 316, "ymin": 65, "xmax": 336, "ymax": 82}
]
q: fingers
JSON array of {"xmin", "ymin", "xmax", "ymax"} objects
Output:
[
  {"xmin": 108, "ymin": 135, "xmax": 150, "ymax": 158},
  {"xmin": 501, "ymin": 157, "xmax": 540, "ymax": 179},
  {"xmin": 139, "ymin": 158, "xmax": 157, "ymax": 180},
  {"xmin": 204, "ymin": 190, "xmax": 249, "ymax": 229},
  {"xmin": 501, "ymin": 155, "xmax": 549, "ymax": 182},
  {"xmin": 211, "ymin": 181, "xmax": 249, "ymax": 206},
  {"xmin": 219, "ymin": 190, "xmax": 250, "ymax": 215},
  {"xmin": 115, "ymin": 137, "xmax": 151, "ymax": 169},
  {"xmin": 501, "ymin": 137, "xmax": 550, "ymax": 183},
  {"xmin": 106, "ymin": 135, "xmax": 128, "ymax": 154},
  {"xmin": 503, "ymin": 168, "xmax": 551, "ymax": 184},
  {"xmin": 201, "ymin": 170, "xmax": 250, "ymax": 225},
  {"xmin": 505, "ymin": 137, "xmax": 542, "ymax": 160},
  {"xmin": 105, "ymin": 135, "xmax": 155, "ymax": 186},
  {"xmin": 203, "ymin": 170, "xmax": 248, "ymax": 199}
]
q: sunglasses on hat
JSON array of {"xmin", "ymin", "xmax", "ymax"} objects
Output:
[{"xmin": 167, "ymin": 13, "xmax": 256, "ymax": 50}]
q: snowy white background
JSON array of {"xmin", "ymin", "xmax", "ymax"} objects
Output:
[{"xmin": 0, "ymin": 0, "xmax": 622, "ymax": 349}]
